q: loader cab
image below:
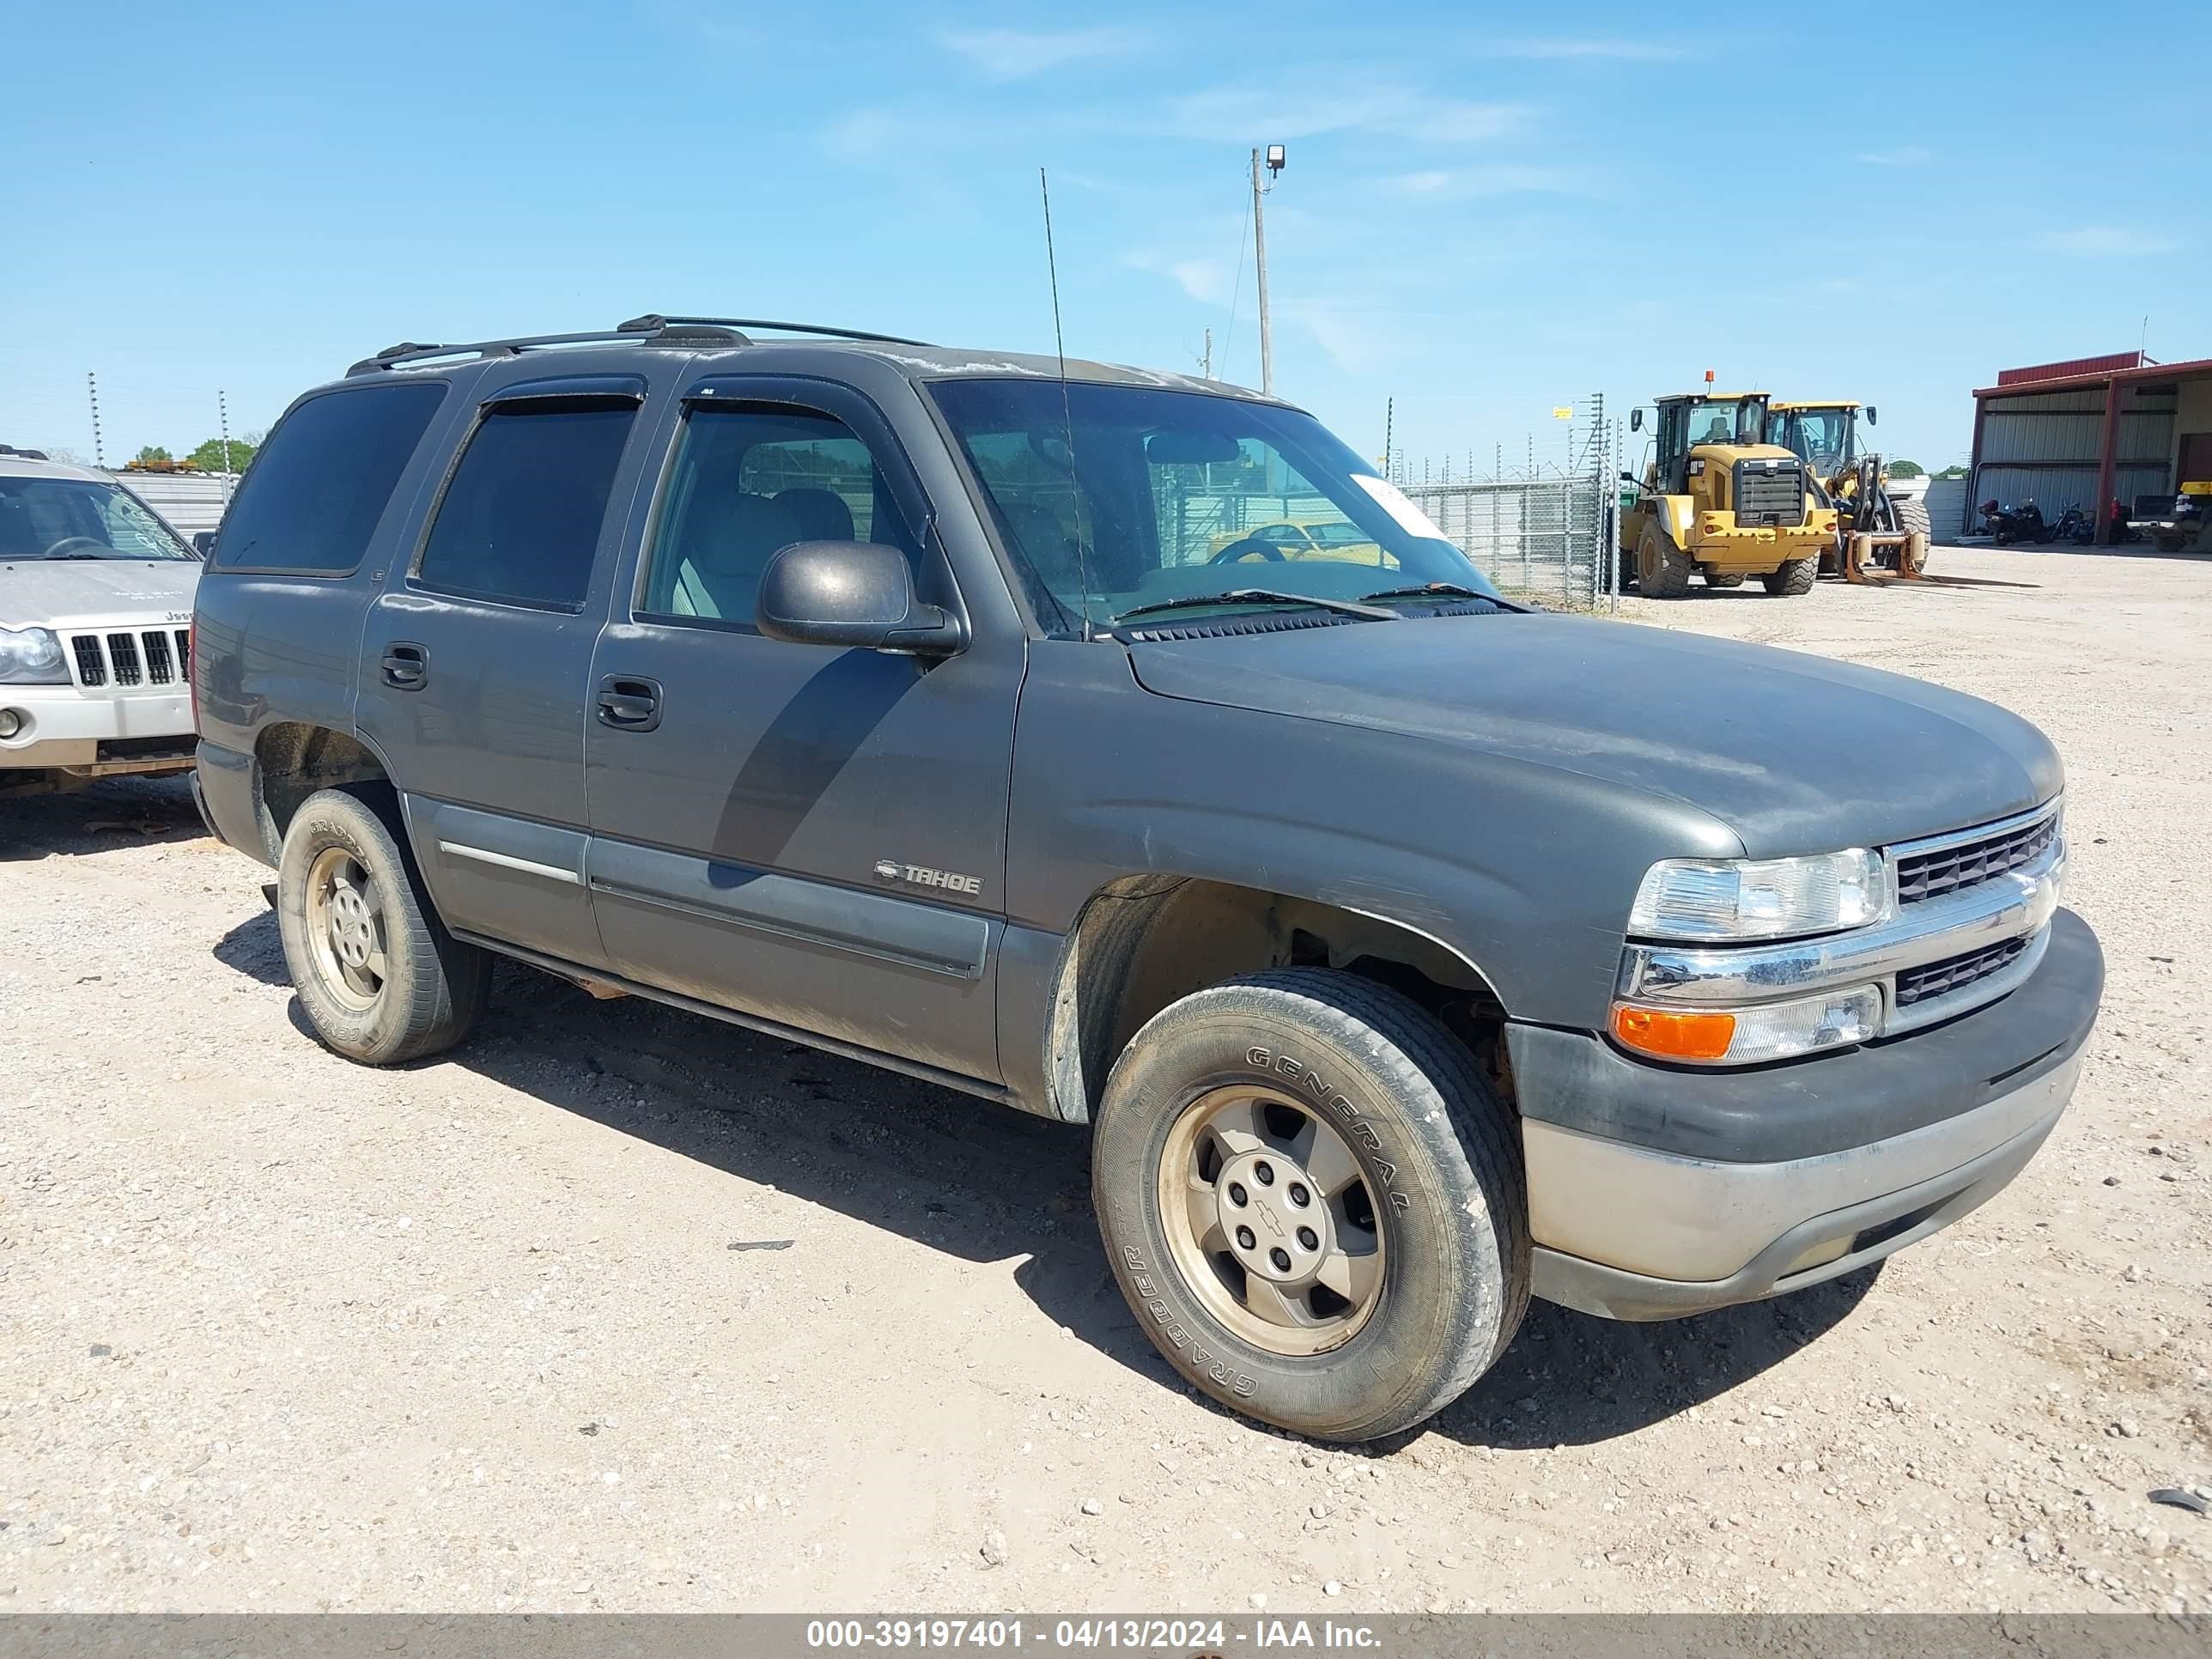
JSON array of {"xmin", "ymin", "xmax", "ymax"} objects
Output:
[
  {"xmin": 1771, "ymin": 402, "xmax": 1862, "ymax": 476},
  {"xmin": 1646, "ymin": 393, "xmax": 1770, "ymax": 494}
]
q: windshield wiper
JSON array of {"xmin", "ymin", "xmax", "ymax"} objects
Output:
[
  {"xmin": 1359, "ymin": 582, "xmax": 1529, "ymax": 613},
  {"xmin": 1111, "ymin": 589, "xmax": 1399, "ymax": 628}
]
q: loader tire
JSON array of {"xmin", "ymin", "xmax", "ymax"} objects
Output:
[
  {"xmin": 1895, "ymin": 499, "xmax": 1933, "ymax": 571},
  {"xmin": 1761, "ymin": 556, "xmax": 1819, "ymax": 597},
  {"xmin": 1636, "ymin": 524, "xmax": 1693, "ymax": 599}
]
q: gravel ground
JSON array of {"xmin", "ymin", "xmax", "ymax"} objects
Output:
[{"xmin": 1, "ymin": 544, "xmax": 2207, "ymax": 1615}]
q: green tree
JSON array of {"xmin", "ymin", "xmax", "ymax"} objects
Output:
[
  {"xmin": 135, "ymin": 444, "xmax": 173, "ymax": 464},
  {"xmin": 1885, "ymin": 459, "xmax": 1924, "ymax": 479},
  {"xmin": 188, "ymin": 434, "xmax": 258, "ymax": 473},
  {"xmin": 1932, "ymin": 465, "xmax": 1969, "ymax": 480}
]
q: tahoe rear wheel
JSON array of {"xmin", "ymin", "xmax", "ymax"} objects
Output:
[
  {"xmin": 276, "ymin": 787, "xmax": 489, "ymax": 1065},
  {"xmin": 1093, "ymin": 969, "xmax": 1529, "ymax": 1442}
]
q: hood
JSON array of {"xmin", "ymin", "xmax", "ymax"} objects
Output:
[
  {"xmin": 1691, "ymin": 441, "xmax": 1802, "ymax": 465},
  {"xmin": 1, "ymin": 558, "xmax": 200, "ymax": 629},
  {"xmin": 1127, "ymin": 613, "xmax": 2061, "ymax": 857}
]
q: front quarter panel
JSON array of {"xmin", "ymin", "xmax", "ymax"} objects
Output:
[{"xmin": 1005, "ymin": 640, "xmax": 1741, "ymax": 1029}]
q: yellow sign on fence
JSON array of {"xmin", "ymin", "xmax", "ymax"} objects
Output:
[{"xmin": 1552, "ymin": 406, "xmax": 1573, "ymax": 420}]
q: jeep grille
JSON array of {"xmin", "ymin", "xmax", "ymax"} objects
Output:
[{"xmin": 66, "ymin": 629, "xmax": 193, "ymax": 691}]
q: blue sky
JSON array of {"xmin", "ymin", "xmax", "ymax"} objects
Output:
[{"xmin": 3, "ymin": 0, "xmax": 2203, "ymax": 475}]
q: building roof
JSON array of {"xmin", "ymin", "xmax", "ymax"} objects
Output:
[{"xmin": 1975, "ymin": 353, "xmax": 2212, "ymax": 399}]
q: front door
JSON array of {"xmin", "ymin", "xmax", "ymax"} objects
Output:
[
  {"xmin": 356, "ymin": 379, "xmax": 656, "ymax": 969},
  {"xmin": 583, "ymin": 378, "xmax": 1019, "ymax": 1085}
]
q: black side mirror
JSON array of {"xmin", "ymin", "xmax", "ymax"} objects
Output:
[
  {"xmin": 191, "ymin": 531, "xmax": 217, "ymax": 558},
  {"xmin": 1865, "ymin": 405, "xmax": 1878, "ymax": 426},
  {"xmin": 1629, "ymin": 409, "xmax": 1644, "ymax": 433},
  {"xmin": 756, "ymin": 540, "xmax": 966, "ymax": 656}
]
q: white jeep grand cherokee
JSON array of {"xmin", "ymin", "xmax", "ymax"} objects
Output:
[{"xmin": 0, "ymin": 448, "xmax": 202, "ymax": 793}]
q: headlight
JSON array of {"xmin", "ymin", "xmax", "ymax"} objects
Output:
[
  {"xmin": 1613, "ymin": 982, "xmax": 1883, "ymax": 1066},
  {"xmin": 0, "ymin": 626, "xmax": 68, "ymax": 685},
  {"xmin": 1628, "ymin": 848, "xmax": 1892, "ymax": 941}
]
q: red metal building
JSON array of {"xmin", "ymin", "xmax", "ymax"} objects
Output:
[{"xmin": 1968, "ymin": 352, "xmax": 2212, "ymax": 543}]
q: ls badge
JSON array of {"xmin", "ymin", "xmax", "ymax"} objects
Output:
[{"xmin": 874, "ymin": 859, "xmax": 983, "ymax": 897}]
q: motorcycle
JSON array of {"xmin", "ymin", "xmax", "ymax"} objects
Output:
[
  {"xmin": 2048, "ymin": 504, "xmax": 2095, "ymax": 546},
  {"xmin": 1978, "ymin": 498, "xmax": 2050, "ymax": 546}
]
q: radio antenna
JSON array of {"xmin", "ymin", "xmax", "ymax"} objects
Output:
[{"xmin": 1039, "ymin": 167, "xmax": 1095, "ymax": 641}]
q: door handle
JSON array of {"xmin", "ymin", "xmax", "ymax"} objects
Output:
[
  {"xmin": 596, "ymin": 674, "xmax": 663, "ymax": 732},
  {"xmin": 381, "ymin": 641, "xmax": 428, "ymax": 690}
]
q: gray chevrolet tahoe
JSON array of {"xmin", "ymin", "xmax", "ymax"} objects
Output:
[{"xmin": 191, "ymin": 316, "xmax": 2102, "ymax": 1441}]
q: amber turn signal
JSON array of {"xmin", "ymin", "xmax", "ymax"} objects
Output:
[{"xmin": 1611, "ymin": 1003, "xmax": 1737, "ymax": 1062}]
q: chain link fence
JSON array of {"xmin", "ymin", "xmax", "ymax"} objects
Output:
[
  {"xmin": 1388, "ymin": 397, "xmax": 1622, "ymax": 611},
  {"xmin": 1400, "ymin": 476, "xmax": 1616, "ymax": 610}
]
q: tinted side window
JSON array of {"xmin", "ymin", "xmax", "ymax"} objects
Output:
[
  {"xmin": 214, "ymin": 382, "xmax": 447, "ymax": 573},
  {"xmin": 641, "ymin": 407, "xmax": 914, "ymax": 627},
  {"xmin": 416, "ymin": 400, "xmax": 637, "ymax": 610}
]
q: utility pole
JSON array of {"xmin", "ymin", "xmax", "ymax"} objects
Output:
[
  {"xmin": 88, "ymin": 372, "xmax": 105, "ymax": 469},
  {"xmin": 1251, "ymin": 144, "xmax": 1284, "ymax": 396},
  {"xmin": 1199, "ymin": 328, "xmax": 1212, "ymax": 380},
  {"xmin": 1382, "ymin": 398, "xmax": 1393, "ymax": 477}
]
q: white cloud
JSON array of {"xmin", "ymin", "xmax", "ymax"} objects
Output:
[
  {"xmin": 1380, "ymin": 164, "xmax": 1585, "ymax": 198},
  {"xmin": 1127, "ymin": 252, "xmax": 1236, "ymax": 306},
  {"xmin": 937, "ymin": 27, "xmax": 1145, "ymax": 80},
  {"xmin": 2039, "ymin": 226, "xmax": 2176, "ymax": 256},
  {"xmin": 1165, "ymin": 82, "xmax": 1523, "ymax": 145},
  {"xmin": 1856, "ymin": 145, "xmax": 1932, "ymax": 166},
  {"xmin": 1477, "ymin": 37, "xmax": 1689, "ymax": 61}
]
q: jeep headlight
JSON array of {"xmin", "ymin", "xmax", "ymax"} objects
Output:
[
  {"xmin": 1629, "ymin": 848, "xmax": 1893, "ymax": 941},
  {"xmin": 0, "ymin": 626, "xmax": 68, "ymax": 686}
]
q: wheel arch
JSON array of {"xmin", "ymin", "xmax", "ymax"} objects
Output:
[
  {"xmin": 1039, "ymin": 874, "xmax": 1512, "ymax": 1127},
  {"xmin": 253, "ymin": 720, "xmax": 396, "ymax": 862}
]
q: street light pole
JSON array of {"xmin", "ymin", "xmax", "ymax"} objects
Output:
[{"xmin": 1251, "ymin": 143, "xmax": 1284, "ymax": 397}]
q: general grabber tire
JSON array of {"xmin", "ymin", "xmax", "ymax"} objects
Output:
[
  {"xmin": 276, "ymin": 786, "xmax": 490, "ymax": 1066},
  {"xmin": 1761, "ymin": 555, "xmax": 1819, "ymax": 596},
  {"xmin": 1093, "ymin": 969, "xmax": 1529, "ymax": 1442}
]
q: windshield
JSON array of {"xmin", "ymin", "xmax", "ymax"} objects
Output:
[
  {"xmin": 0, "ymin": 476, "xmax": 195, "ymax": 561},
  {"xmin": 1680, "ymin": 398, "xmax": 1766, "ymax": 448},
  {"xmin": 1773, "ymin": 408, "xmax": 1854, "ymax": 472},
  {"xmin": 928, "ymin": 380, "xmax": 1494, "ymax": 635}
]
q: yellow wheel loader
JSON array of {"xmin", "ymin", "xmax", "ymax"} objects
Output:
[
  {"xmin": 1620, "ymin": 392, "xmax": 1838, "ymax": 597},
  {"xmin": 1769, "ymin": 400, "xmax": 1932, "ymax": 580}
]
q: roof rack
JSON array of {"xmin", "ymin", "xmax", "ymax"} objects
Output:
[
  {"xmin": 346, "ymin": 313, "xmax": 930, "ymax": 378},
  {"xmin": 0, "ymin": 444, "xmax": 52, "ymax": 461},
  {"xmin": 617, "ymin": 313, "xmax": 932, "ymax": 347}
]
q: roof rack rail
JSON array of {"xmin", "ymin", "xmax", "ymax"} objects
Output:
[
  {"xmin": 618, "ymin": 313, "xmax": 932, "ymax": 347},
  {"xmin": 0, "ymin": 444, "xmax": 52, "ymax": 461},
  {"xmin": 345, "ymin": 318, "xmax": 750, "ymax": 378},
  {"xmin": 347, "ymin": 314, "xmax": 929, "ymax": 379}
]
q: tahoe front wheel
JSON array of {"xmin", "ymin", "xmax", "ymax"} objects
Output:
[{"xmin": 1093, "ymin": 969, "xmax": 1529, "ymax": 1441}]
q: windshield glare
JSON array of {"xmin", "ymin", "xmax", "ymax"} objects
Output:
[
  {"xmin": 928, "ymin": 380, "xmax": 1494, "ymax": 635},
  {"xmin": 1683, "ymin": 398, "xmax": 1765, "ymax": 447},
  {"xmin": 0, "ymin": 477, "xmax": 195, "ymax": 561}
]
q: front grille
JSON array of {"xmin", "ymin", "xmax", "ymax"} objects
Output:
[
  {"xmin": 1734, "ymin": 459, "xmax": 1807, "ymax": 527},
  {"xmin": 66, "ymin": 629, "xmax": 189, "ymax": 691},
  {"xmin": 1895, "ymin": 813, "xmax": 2058, "ymax": 904},
  {"xmin": 1895, "ymin": 936, "xmax": 2029, "ymax": 1007},
  {"xmin": 106, "ymin": 632, "xmax": 143, "ymax": 686}
]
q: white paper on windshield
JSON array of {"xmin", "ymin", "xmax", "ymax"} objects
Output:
[{"xmin": 1352, "ymin": 473, "xmax": 1452, "ymax": 543}]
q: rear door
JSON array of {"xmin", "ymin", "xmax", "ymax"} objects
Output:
[
  {"xmin": 356, "ymin": 373, "xmax": 659, "ymax": 969},
  {"xmin": 582, "ymin": 374, "xmax": 1019, "ymax": 1085}
]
